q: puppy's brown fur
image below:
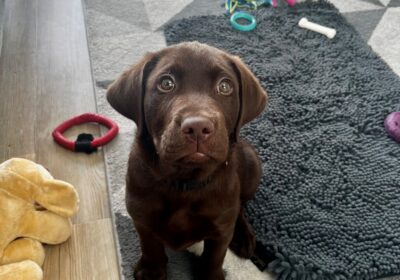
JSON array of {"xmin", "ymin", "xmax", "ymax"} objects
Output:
[{"xmin": 107, "ymin": 42, "xmax": 267, "ymax": 280}]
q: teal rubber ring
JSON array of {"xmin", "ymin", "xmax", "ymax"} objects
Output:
[{"xmin": 230, "ymin": 12, "xmax": 256, "ymax": 32}]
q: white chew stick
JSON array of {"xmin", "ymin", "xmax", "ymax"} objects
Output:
[{"xmin": 298, "ymin": 17, "xmax": 336, "ymax": 39}]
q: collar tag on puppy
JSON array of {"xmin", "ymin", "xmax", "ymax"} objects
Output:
[{"xmin": 174, "ymin": 176, "xmax": 212, "ymax": 192}]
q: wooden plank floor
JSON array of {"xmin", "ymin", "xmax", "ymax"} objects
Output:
[{"xmin": 0, "ymin": 0, "xmax": 121, "ymax": 279}]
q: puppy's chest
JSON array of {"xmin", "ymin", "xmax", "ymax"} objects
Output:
[{"xmin": 156, "ymin": 199, "xmax": 235, "ymax": 250}]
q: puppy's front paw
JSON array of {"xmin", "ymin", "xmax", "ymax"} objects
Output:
[
  {"xmin": 229, "ymin": 216, "xmax": 256, "ymax": 259},
  {"xmin": 229, "ymin": 231, "xmax": 256, "ymax": 259},
  {"xmin": 195, "ymin": 268, "xmax": 225, "ymax": 280},
  {"xmin": 134, "ymin": 258, "xmax": 166, "ymax": 280}
]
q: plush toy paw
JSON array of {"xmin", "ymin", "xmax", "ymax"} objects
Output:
[
  {"xmin": 1, "ymin": 238, "xmax": 45, "ymax": 267},
  {"xmin": 0, "ymin": 158, "xmax": 79, "ymax": 280},
  {"xmin": 0, "ymin": 158, "xmax": 79, "ymax": 217},
  {"xmin": 0, "ymin": 260, "xmax": 43, "ymax": 280}
]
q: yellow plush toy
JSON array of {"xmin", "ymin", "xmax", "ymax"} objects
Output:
[{"xmin": 0, "ymin": 158, "xmax": 79, "ymax": 280}]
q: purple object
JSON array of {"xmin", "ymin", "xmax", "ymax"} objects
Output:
[{"xmin": 384, "ymin": 112, "xmax": 400, "ymax": 143}]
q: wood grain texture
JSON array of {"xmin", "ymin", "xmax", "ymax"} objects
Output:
[
  {"xmin": 43, "ymin": 219, "xmax": 120, "ymax": 280},
  {"xmin": 0, "ymin": 0, "xmax": 37, "ymax": 161},
  {"xmin": 34, "ymin": 0, "xmax": 111, "ymax": 224},
  {"xmin": 0, "ymin": 0, "xmax": 111, "ymax": 223},
  {"xmin": 0, "ymin": 0, "xmax": 5, "ymax": 55},
  {"xmin": 0, "ymin": 0, "xmax": 121, "ymax": 279}
]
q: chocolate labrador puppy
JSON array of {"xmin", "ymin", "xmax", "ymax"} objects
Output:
[{"xmin": 107, "ymin": 42, "xmax": 267, "ymax": 280}]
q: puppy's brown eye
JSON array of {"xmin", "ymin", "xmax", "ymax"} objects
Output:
[
  {"xmin": 217, "ymin": 79, "xmax": 234, "ymax": 96},
  {"xmin": 158, "ymin": 76, "xmax": 175, "ymax": 92}
]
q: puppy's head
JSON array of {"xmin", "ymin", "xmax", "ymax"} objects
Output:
[{"xmin": 107, "ymin": 42, "xmax": 267, "ymax": 169}]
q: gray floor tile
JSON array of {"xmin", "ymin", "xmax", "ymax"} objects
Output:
[
  {"xmin": 89, "ymin": 31, "xmax": 166, "ymax": 81},
  {"xmin": 161, "ymin": 0, "xmax": 223, "ymax": 30},
  {"xmin": 343, "ymin": 9, "xmax": 386, "ymax": 42},
  {"xmin": 380, "ymin": 0, "xmax": 391, "ymax": 6},
  {"xmin": 369, "ymin": 8, "xmax": 400, "ymax": 76},
  {"xmin": 388, "ymin": 0, "xmax": 400, "ymax": 7},
  {"xmin": 329, "ymin": 0, "xmax": 384, "ymax": 13},
  {"xmin": 144, "ymin": 0, "xmax": 193, "ymax": 30},
  {"xmin": 85, "ymin": 8, "xmax": 148, "ymax": 39},
  {"xmin": 84, "ymin": 0, "xmax": 150, "ymax": 29},
  {"xmin": 362, "ymin": 0, "xmax": 386, "ymax": 6}
]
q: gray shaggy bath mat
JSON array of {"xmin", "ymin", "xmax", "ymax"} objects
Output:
[{"xmin": 164, "ymin": 1, "xmax": 400, "ymax": 279}]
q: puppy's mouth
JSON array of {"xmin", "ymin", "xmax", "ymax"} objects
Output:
[
  {"xmin": 178, "ymin": 141, "xmax": 215, "ymax": 164},
  {"xmin": 182, "ymin": 152, "xmax": 210, "ymax": 164}
]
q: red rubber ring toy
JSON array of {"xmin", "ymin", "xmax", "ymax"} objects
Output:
[{"xmin": 52, "ymin": 113, "xmax": 119, "ymax": 153}]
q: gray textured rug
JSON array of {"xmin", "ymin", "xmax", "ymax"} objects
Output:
[
  {"xmin": 83, "ymin": 0, "xmax": 400, "ymax": 279},
  {"xmin": 164, "ymin": 1, "xmax": 400, "ymax": 279}
]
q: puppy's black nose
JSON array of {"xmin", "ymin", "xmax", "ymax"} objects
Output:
[{"xmin": 181, "ymin": 117, "xmax": 214, "ymax": 142}]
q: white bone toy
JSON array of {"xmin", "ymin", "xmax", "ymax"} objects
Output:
[{"xmin": 298, "ymin": 17, "xmax": 336, "ymax": 39}]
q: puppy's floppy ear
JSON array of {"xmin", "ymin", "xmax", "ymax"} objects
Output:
[
  {"xmin": 230, "ymin": 55, "xmax": 268, "ymax": 127},
  {"xmin": 106, "ymin": 53, "xmax": 157, "ymax": 135},
  {"xmin": 229, "ymin": 55, "xmax": 268, "ymax": 134}
]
